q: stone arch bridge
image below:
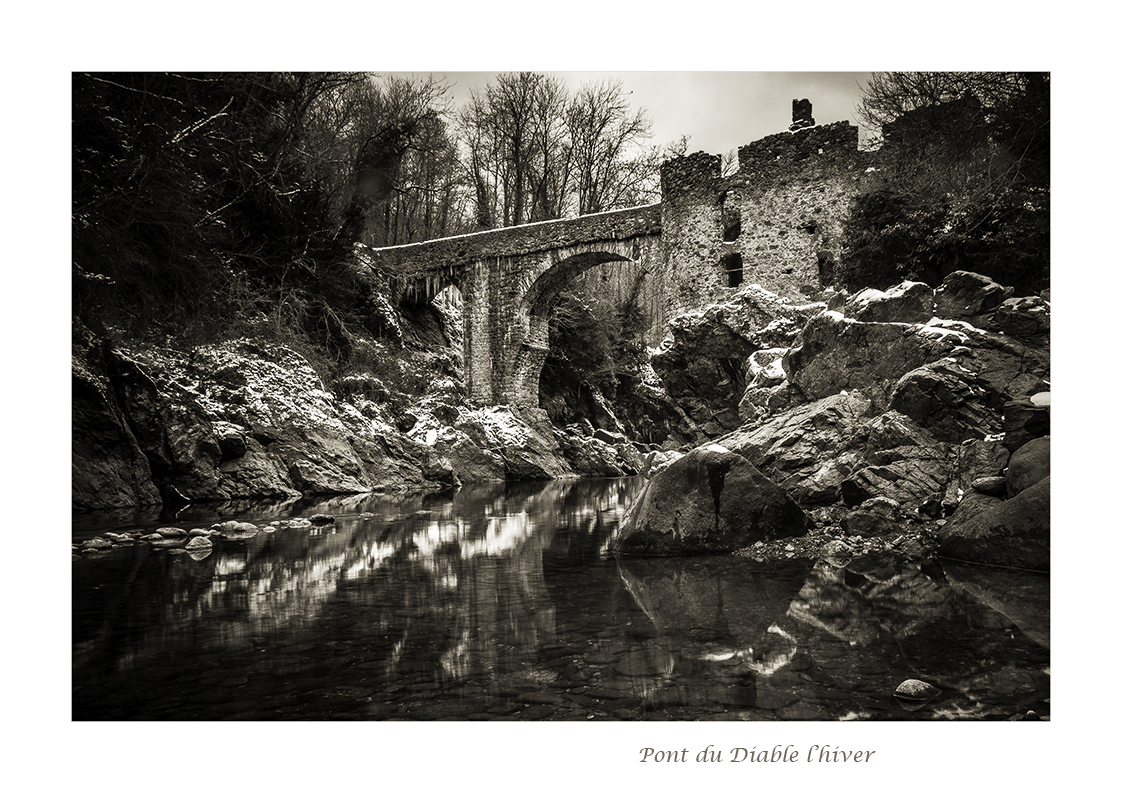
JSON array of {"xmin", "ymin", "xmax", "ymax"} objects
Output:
[
  {"xmin": 363, "ymin": 108, "xmax": 864, "ymax": 411},
  {"xmin": 363, "ymin": 204, "xmax": 664, "ymax": 409}
]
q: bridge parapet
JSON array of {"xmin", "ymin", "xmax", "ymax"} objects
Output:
[{"xmin": 365, "ymin": 203, "xmax": 662, "ymax": 277}]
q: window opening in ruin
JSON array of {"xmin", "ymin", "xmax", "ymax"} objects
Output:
[
  {"xmin": 721, "ymin": 253, "xmax": 744, "ymax": 288},
  {"xmin": 719, "ymin": 192, "xmax": 741, "ymax": 242}
]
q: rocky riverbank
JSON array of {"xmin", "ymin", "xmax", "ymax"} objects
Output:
[
  {"xmin": 72, "ymin": 315, "xmax": 651, "ymax": 512},
  {"xmin": 73, "ymin": 269, "xmax": 1049, "ymax": 572},
  {"xmin": 610, "ymin": 271, "xmax": 1050, "ymax": 572}
]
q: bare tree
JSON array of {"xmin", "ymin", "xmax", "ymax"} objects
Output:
[
  {"xmin": 566, "ymin": 79, "xmax": 653, "ymax": 215},
  {"xmin": 310, "ymin": 74, "xmax": 456, "ymax": 247}
]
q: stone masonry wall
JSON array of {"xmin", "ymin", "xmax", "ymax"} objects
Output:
[
  {"xmin": 727, "ymin": 120, "xmax": 868, "ymax": 299},
  {"xmin": 659, "ymin": 152, "xmax": 727, "ymax": 320},
  {"xmin": 460, "ymin": 237, "xmax": 665, "ymax": 406},
  {"xmin": 366, "ymin": 204, "xmax": 662, "ymax": 279},
  {"xmin": 654, "ymin": 117, "xmax": 868, "ymax": 308}
]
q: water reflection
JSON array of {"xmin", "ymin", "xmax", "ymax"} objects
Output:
[{"xmin": 73, "ymin": 477, "xmax": 1049, "ymax": 721}]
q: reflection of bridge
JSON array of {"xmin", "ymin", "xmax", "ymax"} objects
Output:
[{"xmin": 365, "ymin": 107, "xmax": 864, "ymax": 409}]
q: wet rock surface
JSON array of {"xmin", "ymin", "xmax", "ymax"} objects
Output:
[{"xmin": 75, "ymin": 271, "xmax": 1049, "ymax": 576}]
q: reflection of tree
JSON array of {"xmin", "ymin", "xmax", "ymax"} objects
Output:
[{"xmin": 74, "ymin": 477, "xmax": 644, "ymax": 710}]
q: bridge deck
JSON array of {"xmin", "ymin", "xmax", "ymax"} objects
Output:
[{"xmin": 364, "ymin": 203, "xmax": 662, "ymax": 275}]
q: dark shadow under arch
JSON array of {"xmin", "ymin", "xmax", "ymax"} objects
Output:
[{"xmin": 506, "ymin": 250, "xmax": 644, "ymax": 408}]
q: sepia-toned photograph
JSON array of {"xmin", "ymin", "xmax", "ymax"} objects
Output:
[{"xmin": 71, "ymin": 69, "xmax": 1050, "ymax": 729}]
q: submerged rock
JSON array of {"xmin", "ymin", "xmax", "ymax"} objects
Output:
[
  {"xmin": 894, "ymin": 679, "xmax": 941, "ymax": 711},
  {"xmin": 184, "ymin": 536, "xmax": 213, "ymax": 551},
  {"xmin": 216, "ymin": 521, "xmax": 260, "ymax": 540}
]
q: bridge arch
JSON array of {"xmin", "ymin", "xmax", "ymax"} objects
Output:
[{"xmin": 503, "ymin": 249, "xmax": 645, "ymax": 408}]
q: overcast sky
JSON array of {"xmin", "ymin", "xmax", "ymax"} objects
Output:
[{"xmin": 393, "ymin": 71, "xmax": 874, "ymax": 156}]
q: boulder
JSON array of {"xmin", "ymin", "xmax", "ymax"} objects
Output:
[
  {"xmin": 862, "ymin": 409, "xmax": 941, "ymax": 452},
  {"xmin": 783, "ymin": 311, "xmax": 966, "ymax": 410},
  {"xmin": 840, "ymin": 445, "xmax": 952, "ymax": 511},
  {"xmin": 889, "ymin": 358, "xmax": 1004, "ymax": 443},
  {"xmin": 432, "ymin": 435, "xmax": 506, "ymax": 484},
  {"xmin": 592, "ymin": 428, "xmax": 628, "ymax": 445},
  {"xmin": 651, "ymin": 286, "xmax": 821, "ymax": 429},
  {"xmin": 991, "ymin": 296, "xmax": 1050, "ymax": 343},
  {"xmin": 745, "ymin": 348, "xmax": 788, "ymax": 388},
  {"xmin": 938, "ymin": 476, "xmax": 1050, "ymax": 571},
  {"xmin": 722, "ymin": 392, "xmax": 876, "ymax": 506},
  {"xmin": 738, "ymin": 382, "xmax": 793, "ymax": 424},
  {"xmin": 216, "ymin": 436, "xmax": 303, "ymax": 499},
  {"xmin": 275, "ymin": 426, "xmax": 371, "ymax": 495},
  {"xmin": 72, "ymin": 330, "xmax": 162, "ymax": 510},
  {"xmin": 941, "ymin": 438, "xmax": 1010, "ymax": 513},
  {"xmin": 971, "ymin": 476, "xmax": 1008, "ymax": 496},
  {"xmin": 840, "ymin": 508, "xmax": 899, "ymax": 537},
  {"xmin": 351, "ymin": 431, "xmax": 430, "ymax": 491},
  {"xmin": 421, "ymin": 454, "xmax": 460, "ymax": 491},
  {"xmin": 933, "ymin": 271, "xmax": 1014, "ymax": 325},
  {"xmin": 610, "ymin": 444, "xmax": 809, "ymax": 555},
  {"xmin": 557, "ymin": 433, "xmax": 632, "ymax": 477},
  {"xmin": 455, "ymin": 407, "xmax": 572, "ymax": 480},
  {"xmin": 614, "ymin": 441, "xmax": 647, "ymax": 473},
  {"xmin": 845, "ymin": 281, "xmax": 935, "ymax": 324},
  {"xmin": 1006, "ymin": 437, "xmax": 1050, "ymax": 497},
  {"xmin": 1003, "ymin": 395, "xmax": 1050, "ymax": 453},
  {"xmin": 944, "ymin": 489, "xmax": 1003, "ymax": 523}
]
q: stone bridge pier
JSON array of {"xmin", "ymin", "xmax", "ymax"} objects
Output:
[{"xmin": 462, "ymin": 237, "xmax": 663, "ymax": 408}]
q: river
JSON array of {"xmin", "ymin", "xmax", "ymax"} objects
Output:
[{"xmin": 72, "ymin": 476, "xmax": 1049, "ymax": 721}]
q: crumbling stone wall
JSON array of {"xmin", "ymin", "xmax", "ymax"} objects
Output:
[
  {"xmin": 727, "ymin": 118, "xmax": 867, "ymax": 299},
  {"xmin": 659, "ymin": 152, "xmax": 726, "ymax": 318},
  {"xmin": 655, "ymin": 104, "xmax": 867, "ymax": 306}
]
